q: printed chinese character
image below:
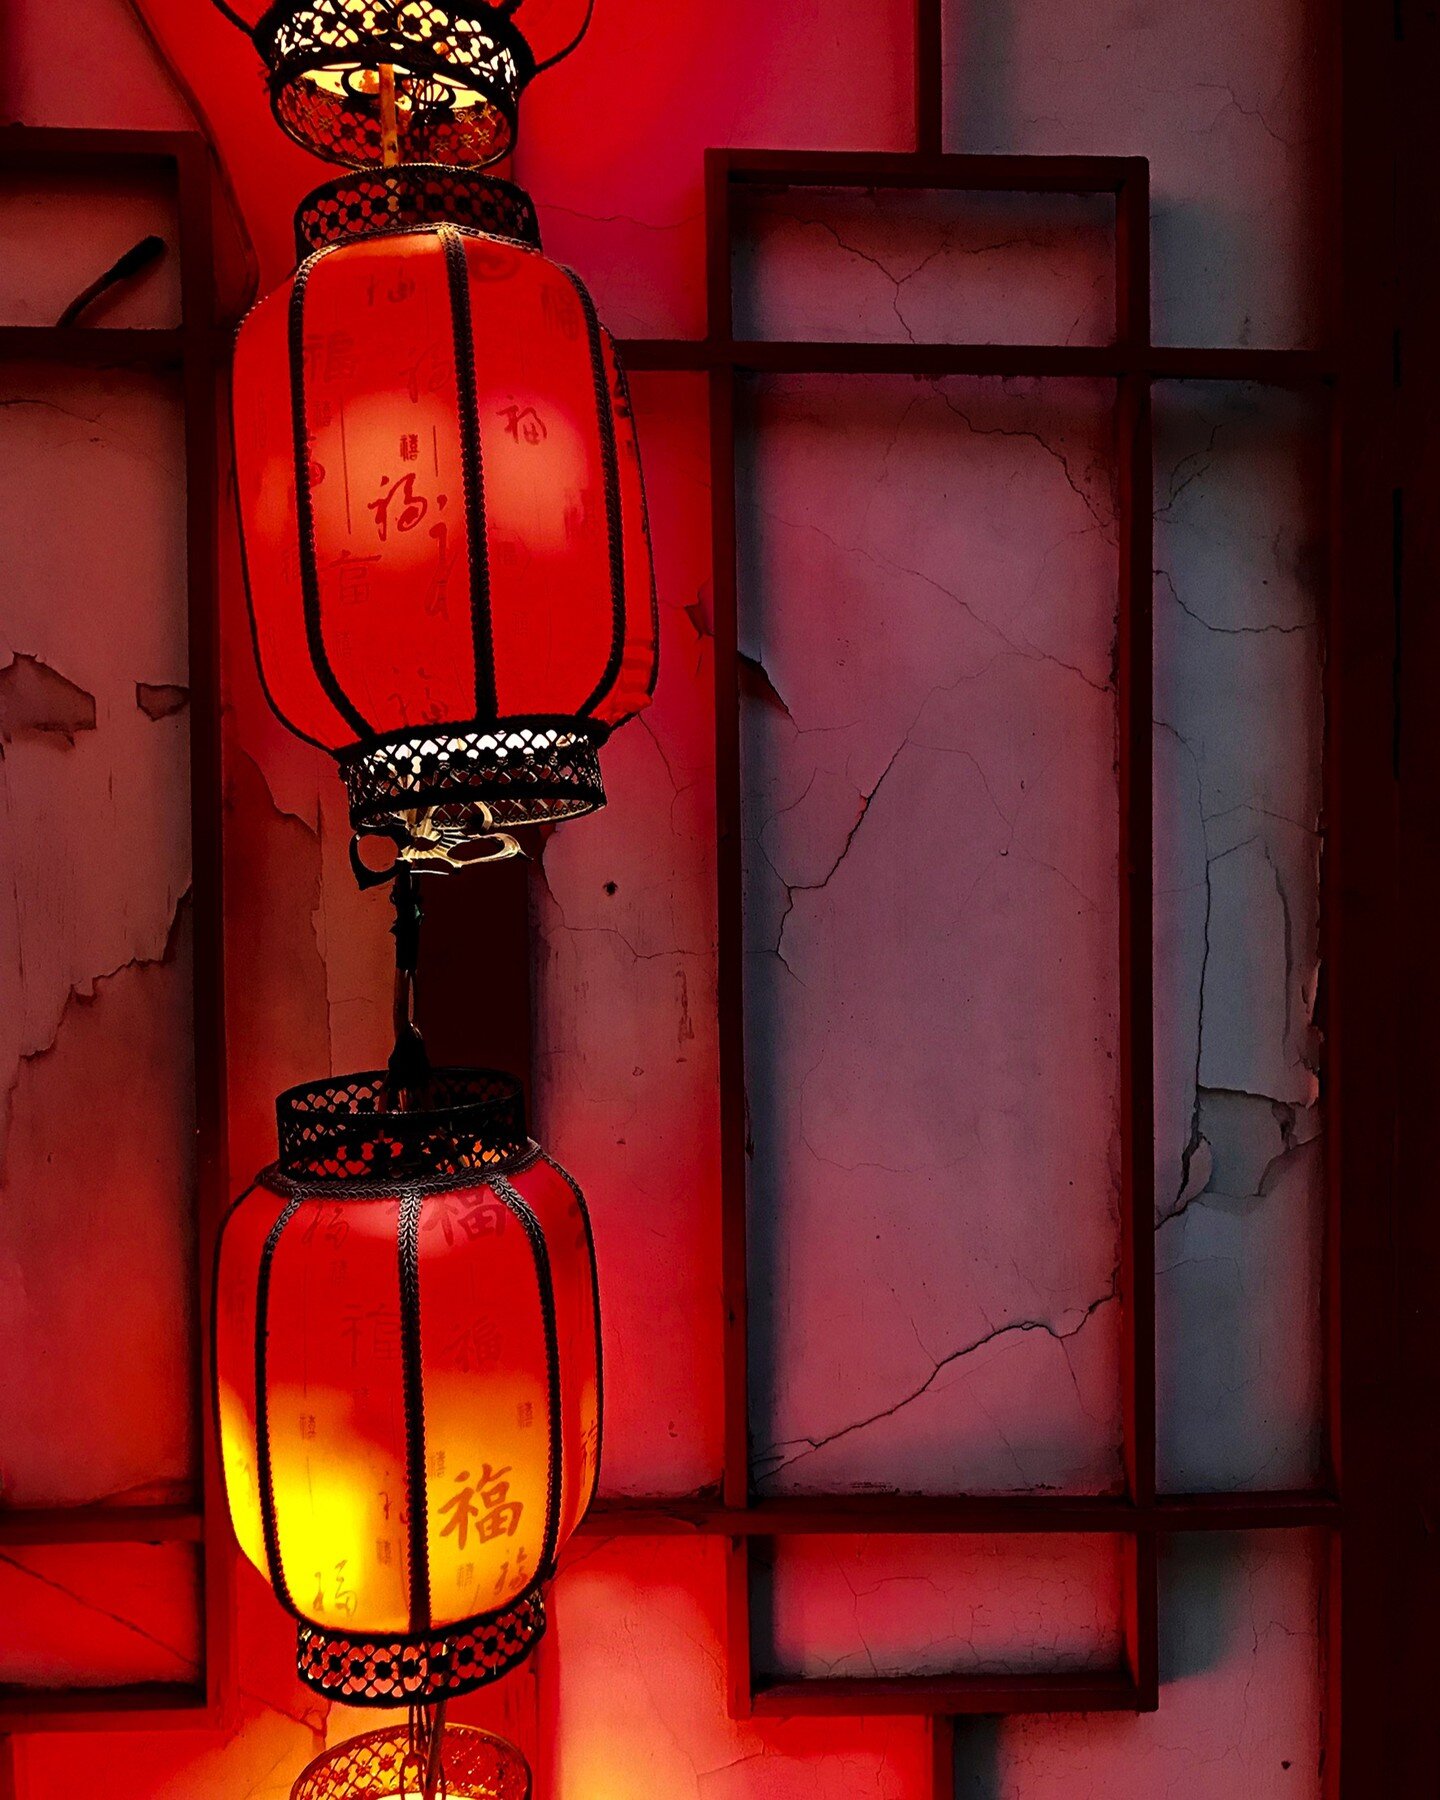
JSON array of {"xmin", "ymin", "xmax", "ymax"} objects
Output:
[
  {"xmin": 445, "ymin": 1313, "xmax": 503, "ymax": 1372},
  {"xmin": 326, "ymin": 550, "xmax": 382, "ymax": 609},
  {"xmin": 540, "ymin": 284, "xmax": 581, "ymax": 341},
  {"xmin": 368, "ymin": 471, "xmax": 429, "ymax": 542},
  {"xmin": 498, "ymin": 403, "xmax": 547, "ymax": 446},
  {"xmin": 424, "ymin": 1192, "xmax": 506, "ymax": 1247},
  {"xmin": 339, "ymin": 1300, "xmax": 401, "ymax": 1367},
  {"xmin": 313, "ymin": 1561, "xmax": 357, "ymax": 1617},
  {"xmin": 492, "ymin": 1546, "xmax": 530, "ymax": 1596},
  {"xmin": 438, "ymin": 1464, "xmax": 523, "ymax": 1551},
  {"xmin": 301, "ymin": 1205, "xmax": 349, "ymax": 1249}
]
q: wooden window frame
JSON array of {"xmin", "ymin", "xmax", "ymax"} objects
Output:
[
  {"xmin": 0, "ymin": 2, "xmax": 1420, "ymax": 1789},
  {"xmin": 0, "ymin": 126, "xmax": 231, "ymax": 1731},
  {"xmin": 579, "ymin": 4, "xmax": 1410, "ymax": 1796}
]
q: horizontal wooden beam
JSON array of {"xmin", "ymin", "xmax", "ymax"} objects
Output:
[
  {"xmin": 749, "ymin": 1670, "xmax": 1145, "ymax": 1717},
  {"xmin": 0, "ymin": 1505, "xmax": 204, "ymax": 1547},
  {"xmin": 0, "ymin": 1684, "xmax": 210, "ymax": 1733},
  {"xmin": 713, "ymin": 147, "xmax": 1147, "ymax": 195},
  {"xmin": 581, "ymin": 1489, "xmax": 1341, "ymax": 1537},
  {"xmin": 0, "ymin": 325, "xmax": 186, "ymax": 367},
  {"xmin": 0, "ymin": 125, "xmax": 198, "ymax": 169},
  {"xmin": 619, "ymin": 337, "xmax": 1336, "ymax": 385}
]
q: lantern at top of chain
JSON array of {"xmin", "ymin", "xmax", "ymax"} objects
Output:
[
  {"xmin": 230, "ymin": 173, "xmax": 657, "ymax": 885},
  {"xmin": 211, "ymin": 0, "xmax": 598, "ymax": 169}
]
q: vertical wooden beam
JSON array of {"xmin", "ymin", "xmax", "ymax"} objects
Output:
[
  {"xmin": 931, "ymin": 1715, "xmax": 955, "ymax": 1800},
  {"xmin": 175, "ymin": 133, "xmax": 234, "ymax": 1726},
  {"xmin": 706, "ymin": 152, "xmax": 751, "ymax": 1516},
  {"xmin": 416, "ymin": 859, "xmax": 532, "ymax": 1097},
  {"xmin": 724, "ymin": 1537, "xmax": 754, "ymax": 1720},
  {"xmin": 1336, "ymin": 0, "xmax": 1428, "ymax": 1790},
  {"xmin": 914, "ymin": 0, "xmax": 944, "ymax": 157},
  {"xmin": 1113, "ymin": 160, "xmax": 1158, "ymax": 1711}
]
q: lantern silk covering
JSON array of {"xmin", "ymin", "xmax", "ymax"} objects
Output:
[
  {"xmin": 231, "ymin": 207, "xmax": 657, "ymax": 851},
  {"xmin": 214, "ymin": 1071, "xmax": 601, "ymax": 1702}
]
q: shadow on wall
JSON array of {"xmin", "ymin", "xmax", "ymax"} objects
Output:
[{"xmin": 951, "ymin": 1536, "xmax": 1275, "ymax": 1798}]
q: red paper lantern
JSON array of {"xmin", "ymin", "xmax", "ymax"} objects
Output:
[
  {"xmin": 214, "ymin": 1069, "xmax": 600, "ymax": 1702},
  {"xmin": 231, "ymin": 169, "xmax": 657, "ymax": 871}
]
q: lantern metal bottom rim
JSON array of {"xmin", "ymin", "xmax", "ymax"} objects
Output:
[
  {"xmin": 295, "ymin": 1588, "xmax": 546, "ymax": 1706},
  {"xmin": 339, "ymin": 716, "xmax": 608, "ymax": 842}
]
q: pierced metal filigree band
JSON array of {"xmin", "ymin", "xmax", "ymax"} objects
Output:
[
  {"xmin": 291, "ymin": 1722, "xmax": 532, "ymax": 1799},
  {"xmin": 275, "ymin": 1068, "xmax": 529, "ymax": 1181},
  {"xmin": 255, "ymin": 0, "xmax": 534, "ymax": 169},
  {"xmin": 295, "ymin": 166, "xmax": 542, "ymax": 255},
  {"xmin": 339, "ymin": 720, "xmax": 608, "ymax": 841},
  {"xmin": 295, "ymin": 1590, "xmax": 546, "ymax": 1704}
]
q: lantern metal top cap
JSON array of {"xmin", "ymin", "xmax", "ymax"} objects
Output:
[
  {"xmin": 217, "ymin": 0, "xmax": 595, "ymax": 169},
  {"xmin": 273, "ymin": 1066, "xmax": 529, "ymax": 1183}
]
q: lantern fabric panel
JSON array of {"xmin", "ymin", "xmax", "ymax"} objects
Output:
[
  {"xmin": 469, "ymin": 241, "xmax": 620, "ymax": 722},
  {"xmin": 232, "ymin": 288, "xmax": 356, "ymax": 752},
  {"xmin": 300, "ymin": 233, "xmax": 480, "ymax": 738},
  {"xmin": 416, "ymin": 1176, "xmax": 559, "ymax": 1626},
  {"xmin": 265, "ymin": 1192, "xmax": 413, "ymax": 1634},
  {"xmin": 214, "ymin": 1184, "xmax": 277, "ymax": 1580},
  {"xmin": 520, "ymin": 1155, "xmax": 602, "ymax": 1545}
]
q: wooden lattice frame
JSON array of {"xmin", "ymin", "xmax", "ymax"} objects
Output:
[{"xmin": 0, "ymin": 127, "xmax": 231, "ymax": 1731}]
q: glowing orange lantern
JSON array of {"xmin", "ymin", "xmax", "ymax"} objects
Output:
[
  {"xmin": 214, "ymin": 1068, "xmax": 600, "ymax": 1702},
  {"xmin": 230, "ymin": 167, "xmax": 657, "ymax": 874}
]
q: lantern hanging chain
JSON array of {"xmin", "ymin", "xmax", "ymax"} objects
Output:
[
  {"xmin": 423, "ymin": 1700, "xmax": 449, "ymax": 1800},
  {"xmin": 208, "ymin": 0, "xmax": 254, "ymax": 36},
  {"xmin": 378, "ymin": 61, "xmax": 401, "ymax": 168},
  {"xmin": 387, "ymin": 865, "xmax": 432, "ymax": 1108},
  {"xmin": 533, "ymin": 0, "xmax": 597, "ymax": 74}
]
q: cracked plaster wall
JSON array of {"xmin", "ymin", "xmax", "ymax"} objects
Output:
[
  {"xmin": 952, "ymin": 1532, "xmax": 1325, "ymax": 1798},
  {"xmin": 738, "ymin": 371, "xmax": 1123, "ymax": 1501},
  {"xmin": 4, "ymin": 0, "xmax": 1329, "ymax": 1791},
  {"xmin": 0, "ymin": 366, "xmax": 196, "ymax": 1526},
  {"xmin": 753, "ymin": 1536, "xmax": 1124, "ymax": 1681}
]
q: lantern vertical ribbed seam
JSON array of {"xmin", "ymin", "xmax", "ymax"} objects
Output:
[
  {"xmin": 441, "ymin": 227, "xmax": 499, "ymax": 725},
  {"xmin": 398, "ymin": 1187, "xmax": 433, "ymax": 1634},
  {"xmin": 537, "ymin": 1151, "xmax": 604, "ymax": 1506},
  {"xmin": 254, "ymin": 1190, "xmax": 304, "ymax": 1615},
  {"xmin": 210, "ymin": 1180, "xmax": 264, "ymax": 1533},
  {"xmin": 487, "ymin": 1173, "xmax": 565, "ymax": 1577},
  {"xmin": 612, "ymin": 351, "xmax": 662, "ymax": 701},
  {"xmin": 230, "ymin": 391, "xmax": 334, "ymax": 754},
  {"xmin": 558, "ymin": 268, "xmax": 628, "ymax": 717},
  {"xmin": 287, "ymin": 256, "xmax": 374, "ymax": 738}
]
